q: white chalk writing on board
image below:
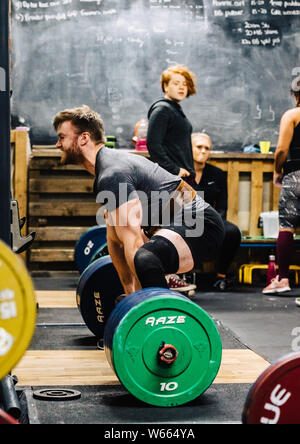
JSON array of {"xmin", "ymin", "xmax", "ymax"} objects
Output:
[{"xmin": 11, "ymin": 0, "xmax": 300, "ymax": 151}]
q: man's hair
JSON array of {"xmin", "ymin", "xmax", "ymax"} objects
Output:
[
  {"xmin": 53, "ymin": 105, "xmax": 106, "ymax": 144},
  {"xmin": 161, "ymin": 65, "xmax": 197, "ymax": 97},
  {"xmin": 191, "ymin": 132, "xmax": 212, "ymax": 148}
]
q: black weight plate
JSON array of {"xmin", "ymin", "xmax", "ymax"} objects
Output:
[
  {"xmin": 33, "ymin": 389, "xmax": 81, "ymax": 401},
  {"xmin": 77, "ymin": 256, "xmax": 124, "ymax": 338}
]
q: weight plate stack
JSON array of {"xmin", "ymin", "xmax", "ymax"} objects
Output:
[
  {"xmin": 74, "ymin": 226, "xmax": 107, "ymax": 274},
  {"xmin": 104, "ymin": 288, "xmax": 222, "ymax": 407},
  {"xmin": 0, "ymin": 240, "xmax": 36, "ymax": 380},
  {"xmin": 77, "ymin": 256, "xmax": 124, "ymax": 338}
]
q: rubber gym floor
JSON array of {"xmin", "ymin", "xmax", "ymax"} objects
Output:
[{"xmin": 11, "ymin": 276, "xmax": 300, "ymax": 425}]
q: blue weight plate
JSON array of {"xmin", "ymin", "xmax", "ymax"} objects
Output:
[
  {"xmin": 74, "ymin": 226, "xmax": 107, "ymax": 274},
  {"xmin": 77, "ymin": 256, "xmax": 124, "ymax": 338}
]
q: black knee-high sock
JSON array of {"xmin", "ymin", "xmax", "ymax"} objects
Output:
[
  {"xmin": 134, "ymin": 236, "xmax": 179, "ymax": 289},
  {"xmin": 277, "ymin": 231, "xmax": 294, "ymax": 280}
]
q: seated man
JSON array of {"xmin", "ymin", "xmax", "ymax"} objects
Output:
[
  {"xmin": 188, "ymin": 133, "xmax": 241, "ymax": 291},
  {"xmin": 53, "ymin": 106, "xmax": 225, "ymax": 295}
]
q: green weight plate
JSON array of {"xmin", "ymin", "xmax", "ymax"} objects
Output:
[{"xmin": 108, "ymin": 289, "xmax": 222, "ymax": 407}]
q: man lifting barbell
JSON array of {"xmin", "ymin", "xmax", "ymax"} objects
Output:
[{"xmin": 53, "ymin": 105, "xmax": 225, "ymax": 295}]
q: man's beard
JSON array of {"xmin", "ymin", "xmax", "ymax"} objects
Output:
[{"xmin": 61, "ymin": 140, "xmax": 85, "ymax": 165}]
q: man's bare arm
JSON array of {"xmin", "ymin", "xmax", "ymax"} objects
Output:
[
  {"xmin": 106, "ymin": 199, "xmax": 146, "ymax": 295},
  {"xmin": 106, "ymin": 223, "xmax": 140, "ymax": 295}
]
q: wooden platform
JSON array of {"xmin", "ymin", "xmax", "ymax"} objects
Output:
[
  {"xmin": 13, "ymin": 349, "xmax": 269, "ymax": 387},
  {"xmin": 36, "ymin": 290, "xmax": 77, "ymax": 308}
]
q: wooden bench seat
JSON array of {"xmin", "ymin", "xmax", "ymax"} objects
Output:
[{"xmin": 241, "ymin": 235, "xmax": 300, "ymax": 247}]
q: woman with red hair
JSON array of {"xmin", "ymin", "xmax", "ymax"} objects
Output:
[
  {"xmin": 147, "ymin": 65, "xmax": 198, "ymax": 293},
  {"xmin": 147, "ymin": 65, "xmax": 197, "ymax": 179}
]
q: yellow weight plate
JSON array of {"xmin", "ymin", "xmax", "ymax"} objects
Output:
[{"xmin": 0, "ymin": 240, "xmax": 36, "ymax": 380}]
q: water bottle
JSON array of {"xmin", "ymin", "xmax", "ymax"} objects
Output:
[
  {"xmin": 132, "ymin": 120, "xmax": 148, "ymax": 151},
  {"xmin": 267, "ymin": 255, "xmax": 277, "ymax": 285}
]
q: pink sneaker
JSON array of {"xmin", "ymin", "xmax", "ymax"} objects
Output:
[
  {"xmin": 167, "ymin": 274, "xmax": 196, "ymax": 294},
  {"xmin": 262, "ymin": 275, "xmax": 291, "ymax": 294}
]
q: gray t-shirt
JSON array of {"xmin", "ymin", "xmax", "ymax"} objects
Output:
[{"xmin": 94, "ymin": 147, "xmax": 208, "ymax": 230}]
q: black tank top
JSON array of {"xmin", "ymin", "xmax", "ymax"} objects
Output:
[
  {"xmin": 289, "ymin": 122, "xmax": 300, "ymax": 160},
  {"xmin": 284, "ymin": 121, "xmax": 300, "ymax": 175}
]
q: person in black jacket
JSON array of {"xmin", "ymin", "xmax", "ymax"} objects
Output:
[
  {"xmin": 147, "ymin": 65, "xmax": 197, "ymax": 179},
  {"xmin": 146, "ymin": 65, "xmax": 198, "ymax": 292},
  {"xmin": 190, "ymin": 133, "xmax": 241, "ymax": 291}
]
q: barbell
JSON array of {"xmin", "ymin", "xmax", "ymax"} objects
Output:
[
  {"xmin": 75, "ymin": 226, "xmax": 300, "ymax": 413},
  {"xmin": 75, "ymin": 230, "xmax": 223, "ymax": 406},
  {"xmin": 1, "ymin": 229, "xmax": 300, "ymax": 415},
  {"xmin": 103, "ymin": 287, "xmax": 222, "ymax": 407}
]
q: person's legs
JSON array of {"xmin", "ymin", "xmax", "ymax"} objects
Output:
[
  {"xmin": 134, "ymin": 227, "xmax": 198, "ymax": 290},
  {"xmin": 263, "ymin": 172, "xmax": 299, "ymax": 294},
  {"xmin": 216, "ymin": 221, "xmax": 241, "ymax": 277},
  {"xmin": 212, "ymin": 221, "xmax": 241, "ymax": 290},
  {"xmin": 134, "ymin": 232, "xmax": 197, "ymax": 292},
  {"xmin": 134, "ymin": 206, "xmax": 225, "ymax": 291},
  {"xmin": 277, "ymin": 230, "xmax": 295, "ymax": 280},
  {"xmin": 263, "ymin": 229, "xmax": 294, "ymax": 294}
]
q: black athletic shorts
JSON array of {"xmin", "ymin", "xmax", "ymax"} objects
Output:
[{"xmin": 145, "ymin": 203, "xmax": 225, "ymax": 271}]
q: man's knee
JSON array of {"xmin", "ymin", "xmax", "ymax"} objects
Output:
[
  {"xmin": 134, "ymin": 245, "xmax": 167, "ymax": 288},
  {"xmin": 134, "ymin": 236, "xmax": 180, "ymax": 288},
  {"xmin": 134, "ymin": 247, "xmax": 164, "ymax": 276}
]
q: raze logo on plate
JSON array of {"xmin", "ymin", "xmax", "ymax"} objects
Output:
[
  {"xmin": 145, "ymin": 316, "xmax": 186, "ymax": 327},
  {"xmin": 94, "ymin": 292, "xmax": 104, "ymax": 323}
]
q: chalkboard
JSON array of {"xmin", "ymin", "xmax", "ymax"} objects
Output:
[{"xmin": 11, "ymin": 0, "xmax": 300, "ymax": 150}]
